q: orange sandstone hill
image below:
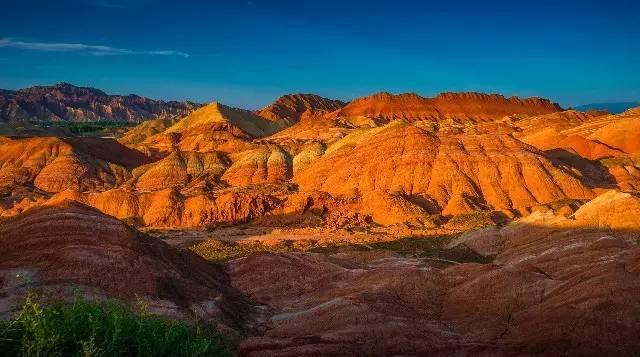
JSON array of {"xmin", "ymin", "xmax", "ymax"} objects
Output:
[
  {"xmin": 334, "ymin": 92, "xmax": 562, "ymax": 124},
  {"xmin": 293, "ymin": 121, "xmax": 594, "ymax": 216},
  {"xmin": 0, "ymin": 136, "xmax": 149, "ymax": 194},
  {"xmin": 1, "ymin": 89, "xmax": 639, "ymax": 228},
  {"xmin": 2, "ymin": 86, "xmax": 640, "ymax": 357}
]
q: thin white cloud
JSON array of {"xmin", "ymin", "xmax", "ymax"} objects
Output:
[{"xmin": 0, "ymin": 38, "xmax": 189, "ymax": 58}]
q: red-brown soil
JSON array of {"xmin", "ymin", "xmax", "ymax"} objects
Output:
[
  {"xmin": 0, "ymin": 200, "xmax": 250, "ymax": 332},
  {"xmin": 230, "ymin": 190, "xmax": 640, "ymax": 356}
]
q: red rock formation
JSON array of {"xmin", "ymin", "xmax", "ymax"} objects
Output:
[
  {"xmin": 588, "ymin": 111, "xmax": 640, "ymax": 154},
  {"xmin": 257, "ymin": 94, "xmax": 345, "ymax": 123},
  {"xmin": 515, "ymin": 110, "xmax": 625, "ymax": 160},
  {"xmin": 48, "ymin": 188, "xmax": 280, "ymax": 227},
  {"xmin": 222, "ymin": 146, "xmax": 292, "ymax": 186},
  {"xmin": 0, "ymin": 136, "xmax": 149, "ymax": 194},
  {"xmin": 516, "ymin": 108, "xmax": 640, "ymax": 189},
  {"xmin": 335, "ymin": 92, "xmax": 562, "ymax": 123},
  {"xmin": 231, "ymin": 191, "xmax": 640, "ymax": 356},
  {"xmin": 295, "ymin": 121, "xmax": 593, "ymax": 216},
  {"xmin": 133, "ymin": 102, "xmax": 288, "ymax": 155},
  {"xmin": 1, "ymin": 94, "xmax": 637, "ymax": 228},
  {"xmin": 134, "ymin": 151, "xmax": 230, "ymax": 191},
  {"xmin": 0, "ymin": 200, "xmax": 249, "ymax": 330}
]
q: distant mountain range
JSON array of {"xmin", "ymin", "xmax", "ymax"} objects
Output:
[
  {"xmin": 0, "ymin": 83, "xmax": 200, "ymax": 123},
  {"xmin": 574, "ymin": 102, "xmax": 639, "ymax": 114}
]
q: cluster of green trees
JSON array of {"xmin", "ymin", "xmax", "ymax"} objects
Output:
[{"xmin": 31, "ymin": 121, "xmax": 137, "ymax": 136}]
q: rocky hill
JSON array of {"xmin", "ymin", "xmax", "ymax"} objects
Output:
[
  {"xmin": 0, "ymin": 83, "xmax": 200, "ymax": 123},
  {"xmin": 256, "ymin": 93, "xmax": 345, "ymax": 123},
  {"xmin": 0, "ymin": 91, "xmax": 638, "ymax": 228},
  {"xmin": 232, "ymin": 189, "xmax": 640, "ymax": 356},
  {"xmin": 1, "ymin": 90, "xmax": 640, "ymax": 355},
  {"xmin": 335, "ymin": 92, "xmax": 562, "ymax": 124},
  {"xmin": 0, "ymin": 200, "xmax": 250, "ymax": 331}
]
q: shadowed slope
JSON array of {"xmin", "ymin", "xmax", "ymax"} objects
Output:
[
  {"xmin": 257, "ymin": 94, "xmax": 345, "ymax": 123},
  {"xmin": 0, "ymin": 200, "xmax": 250, "ymax": 331},
  {"xmin": 232, "ymin": 190, "xmax": 640, "ymax": 356},
  {"xmin": 0, "ymin": 83, "xmax": 198, "ymax": 123}
]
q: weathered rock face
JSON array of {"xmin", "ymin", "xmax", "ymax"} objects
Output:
[
  {"xmin": 514, "ymin": 110, "xmax": 628, "ymax": 159},
  {"xmin": 451, "ymin": 189, "xmax": 640, "ymax": 258},
  {"xmin": 256, "ymin": 94, "xmax": 345, "ymax": 123},
  {"xmin": 0, "ymin": 83, "xmax": 199, "ymax": 123},
  {"xmin": 1, "ymin": 95, "xmax": 638, "ymax": 228},
  {"xmin": 507, "ymin": 108, "xmax": 640, "ymax": 192},
  {"xmin": 134, "ymin": 151, "xmax": 230, "ymax": 192},
  {"xmin": 230, "ymin": 190, "xmax": 640, "ymax": 356},
  {"xmin": 0, "ymin": 200, "xmax": 250, "ymax": 330},
  {"xmin": 295, "ymin": 121, "xmax": 594, "ymax": 215},
  {"xmin": 587, "ymin": 110, "xmax": 640, "ymax": 155},
  {"xmin": 335, "ymin": 92, "xmax": 562, "ymax": 124},
  {"xmin": 0, "ymin": 136, "xmax": 149, "ymax": 194},
  {"xmin": 222, "ymin": 146, "xmax": 292, "ymax": 186},
  {"xmin": 166, "ymin": 102, "xmax": 288, "ymax": 138},
  {"xmin": 2, "ymin": 91, "xmax": 640, "ymax": 356},
  {"xmin": 48, "ymin": 188, "xmax": 280, "ymax": 227}
]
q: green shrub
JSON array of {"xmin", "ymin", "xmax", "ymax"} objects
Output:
[{"xmin": 0, "ymin": 294, "xmax": 235, "ymax": 357}]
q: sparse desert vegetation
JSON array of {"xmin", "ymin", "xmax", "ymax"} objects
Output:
[
  {"xmin": 190, "ymin": 235, "xmax": 492, "ymax": 268},
  {"xmin": 190, "ymin": 239, "xmax": 294, "ymax": 262}
]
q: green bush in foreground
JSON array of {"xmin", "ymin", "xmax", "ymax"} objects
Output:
[{"xmin": 0, "ymin": 295, "xmax": 235, "ymax": 357}]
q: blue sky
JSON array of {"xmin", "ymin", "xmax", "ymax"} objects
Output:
[{"xmin": 0, "ymin": 0, "xmax": 638, "ymax": 109}]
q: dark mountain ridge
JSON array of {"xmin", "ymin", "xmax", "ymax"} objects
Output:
[{"xmin": 0, "ymin": 83, "xmax": 200, "ymax": 123}]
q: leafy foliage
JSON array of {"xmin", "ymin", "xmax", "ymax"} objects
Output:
[{"xmin": 0, "ymin": 294, "xmax": 235, "ymax": 357}]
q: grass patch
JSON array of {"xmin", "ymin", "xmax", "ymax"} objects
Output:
[
  {"xmin": 366, "ymin": 236, "xmax": 493, "ymax": 266},
  {"xmin": 600, "ymin": 155, "xmax": 640, "ymax": 168},
  {"xmin": 0, "ymin": 294, "xmax": 235, "ymax": 357},
  {"xmin": 190, "ymin": 239, "xmax": 294, "ymax": 262},
  {"xmin": 444, "ymin": 211, "xmax": 502, "ymax": 230},
  {"xmin": 191, "ymin": 236, "xmax": 493, "ymax": 268},
  {"xmin": 310, "ymin": 236, "xmax": 493, "ymax": 267},
  {"xmin": 545, "ymin": 198, "xmax": 585, "ymax": 213}
]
